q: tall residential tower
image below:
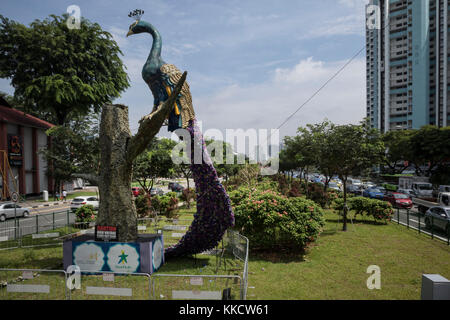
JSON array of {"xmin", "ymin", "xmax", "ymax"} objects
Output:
[{"xmin": 366, "ymin": 0, "xmax": 450, "ymax": 132}]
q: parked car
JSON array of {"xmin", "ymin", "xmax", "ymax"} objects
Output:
[
  {"xmin": 70, "ymin": 196, "xmax": 99, "ymax": 212},
  {"xmin": 362, "ymin": 181, "xmax": 376, "ymax": 190},
  {"xmin": 131, "ymin": 187, "xmax": 141, "ymax": 197},
  {"xmin": 168, "ymin": 182, "xmax": 185, "ymax": 192},
  {"xmin": 424, "ymin": 206, "xmax": 450, "ymax": 235},
  {"xmin": 347, "ymin": 178, "xmax": 362, "ymax": 187},
  {"xmin": 328, "ymin": 182, "xmax": 341, "ymax": 191},
  {"xmin": 433, "ymin": 185, "xmax": 450, "ymax": 198},
  {"xmin": 383, "ymin": 192, "xmax": 413, "ymax": 209},
  {"xmin": 397, "ymin": 188, "xmax": 415, "ymax": 197},
  {"xmin": 347, "ymin": 185, "xmax": 362, "ymax": 195},
  {"xmin": 0, "ymin": 203, "xmax": 30, "ymax": 222},
  {"xmin": 363, "ymin": 187, "xmax": 385, "ymax": 199},
  {"xmin": 150, "ymin": 188, "xmax": 165, "ymax": 196}
]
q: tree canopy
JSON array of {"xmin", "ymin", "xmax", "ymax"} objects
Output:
[{"xmin": 0, "ymin": 13, "xmax": 129, "ymax": 125}]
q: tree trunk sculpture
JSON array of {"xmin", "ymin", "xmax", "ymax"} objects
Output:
[{"xmin": 95, "ymin": 72, "xmax": 186, "ymax": 242}]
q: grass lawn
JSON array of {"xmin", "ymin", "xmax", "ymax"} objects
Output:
[
  {"xmin": 246, "ymin": 210, "xmax": 450, "ymax": 300},
  {"xmin": 0, "ymin": 209, "xmax": 448, "ymax": 299}
]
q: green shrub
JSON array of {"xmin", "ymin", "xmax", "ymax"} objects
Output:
[
  {"xmin": 332, "ymin": 197, "xmax": 393, "ymax": 223},
  {"xmin": 232, "ymin": 188, "xmax": 325, "ymax": 251},
  {"xmin": 75, "ymin": 205, "xmax": 96, "ymax": 222},
  {"xmin": 135, "ymin": 193, "xmax": 153, "ymax": 218},
  {"xmin": 306, "ymin": 183, "xmax": 330, "ymax": 208},
  {"xmin": 151, "ymin": 194, "xmax": 179, "ymax": 218},
  {"xmin": 180, "ymin": 188, "xmax": 196, "ymax": 208}
]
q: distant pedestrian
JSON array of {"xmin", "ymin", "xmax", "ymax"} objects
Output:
[{"xmin": 62, "ymin": 190, "xmax": 67, "ymax": 201}]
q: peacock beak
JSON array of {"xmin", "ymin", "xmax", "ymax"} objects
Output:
[{"xmin": 126, "ymin": 30, "xmax": 134, "ymax": 37}]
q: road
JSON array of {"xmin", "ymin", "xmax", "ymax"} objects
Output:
[
  {"xmin": 393, "ymin": 206, "xmax": 449, "ymax": 242},
  {"xmin": 0, "ymin": 205, "xmax": 76, "ymax": 240}
]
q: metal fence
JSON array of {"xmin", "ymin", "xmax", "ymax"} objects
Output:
[
  {"xmin": 0, "ymin": 229, "xmax": 250, "ymax": 300},
  {"xmin": 392, "ymin": 206, "xmax": 450, "ymax": 245},
  {"xmin": 137, "ymin": 216, "xmax": 193, "ymax": 248},
  {"xmin": 70, "ymin": 271, "xmax": 152, "ymax": 300},
  {"xmin": 0, "ymin": 210, "xmax": 91, "ymax": 250},
  {"xmin": 151, "ymin": 274, "xmax": 242, "ymax": 300},
  {"xmin": 0, "ymin": 268, "xmax": 68, "ymax": 300}
]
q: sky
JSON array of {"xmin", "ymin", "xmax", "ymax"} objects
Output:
[{"xmin": 0, "ymin": 0, "xmax": 369, "ymax": 145}]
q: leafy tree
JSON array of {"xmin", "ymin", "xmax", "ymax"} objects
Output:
[
  {"xmin": 206, "ymin": 139, "xmax": 240, "ymax": 182},
  {"xmin": 326, "ymin": 123, "xmax": 385, "ymax": 231},
  {"xmin": 133, "ymin": 138, "xmax": 177, "ymax": 194},
  {"xmin": 0, "ymin": 14, "xmax": 129, "ymax": 125},
  {"xmin": 299, "ymin": 120, "xmax": 337, "ymax": 193},
  {"xmin": 41, "ymin": 112, "xmax": 100, "ymax": 199},
  {"xmin": 408, "ymin": 126, "xmax": 450, "ymax": 177},
  {"xmin": 382, "ymin": 130, "xmax": 414, "ymax": 174}
]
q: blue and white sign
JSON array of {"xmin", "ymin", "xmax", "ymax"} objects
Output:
[
  {"xmin": 66, "ymin": 234, "xmax": 164, "ymax": 274},
  {"xmin": 73, "ymin": 243, "xmax": 106, "ymax": 271},
  {"xmin": 107, "ymin": 244, "xmax": 140, "ymax": 273}
]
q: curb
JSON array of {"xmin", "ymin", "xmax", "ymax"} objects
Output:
[{"xmin": 29, "ymin": 202, "xmax": 70, "ymax": 209}]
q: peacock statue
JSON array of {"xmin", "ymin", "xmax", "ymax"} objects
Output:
[{"xmin": 127, "ymin": 11, "xmax": 235, "ymax": 259}]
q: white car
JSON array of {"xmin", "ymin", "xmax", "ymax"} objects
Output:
[{"xmin": 70, "ymin": 196, "xmax": 99, "ymax": 212}]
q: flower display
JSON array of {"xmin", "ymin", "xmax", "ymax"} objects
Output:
[{"xmin": 165, "ymin": 121, "xmax": 235, "ymax": 258}]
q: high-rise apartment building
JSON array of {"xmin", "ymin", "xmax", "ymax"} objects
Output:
[{"xmin": 366, "ymin": 0, "xmax": 450, "ymax": 132}]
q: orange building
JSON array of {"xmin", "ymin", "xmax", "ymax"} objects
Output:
[{"xmin": 0, "ymin": 97, "xmax": 54, "ymax": 198}]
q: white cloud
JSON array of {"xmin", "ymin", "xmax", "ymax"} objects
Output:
[{"xmin": 193, "ymin": 57, "xmax": 366, "ymax": 140}]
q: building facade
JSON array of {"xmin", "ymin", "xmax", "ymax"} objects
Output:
[
  {"xmin": 0, "ymin": 97, "xmax": 54, "ymax": 198},
  {"xmin": 366, "ymin": 0, "xmax": 450, "ymax": 132}
]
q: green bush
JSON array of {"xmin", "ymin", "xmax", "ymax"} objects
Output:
[
  {"xmin": 75, "ymin": 205, "xmax": 96, "ymax": 222},
  {"xmin": 332, "ymin": 197, "xmax": 393, "ymax": 223},
  {"xmin": 135, "ymin": 193, "xmax": 153, "ymax": 218},
  {"xmin": 151, "ymin": 194, "xmax": 179, "ymax": 218},
  {"xmin": 180, "ymin": 188, "xmax": 196, "ymax": 208},
  {"xmin": 232, "ymin": 188, "xmax": 325, "ymax": 251},
  {"xmin": 306, "ymin": 183, "xmax": 330, "ymax": 208}
]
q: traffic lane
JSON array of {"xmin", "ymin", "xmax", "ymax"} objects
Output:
[
  {"xmin": 395, "ymin": 207, "xmax": 448, "ymax": 239},
  {"xmin": 0, "ymin": 210, "xmax": 76, "ymax": 239}
]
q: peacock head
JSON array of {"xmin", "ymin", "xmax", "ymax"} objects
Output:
[
  {"xmin": 126, "ymin": 20, "xmax": 147, "ymax": 37},
  {"xmin": 126, "ymin": 9, "xmax": 146, "ymax": 37}
]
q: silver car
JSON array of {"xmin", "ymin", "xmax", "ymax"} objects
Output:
[
  {"xmin": 424, "ymin": 206, "xmax": 450, "ymax": 235},
  {"xmin": 0, "ymin": 202, "xmax": 30, "ymax": 222}
]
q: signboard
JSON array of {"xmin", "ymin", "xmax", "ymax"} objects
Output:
[
  {"xmin": 7, "ymin": 134, "xmax": 23, "ymax": 167},
  {"xmin": 72, "ymin": 242, "xmax": 140, "ymax": 273},
  {"xmin": 95, "ymin": 225, "xmax": 118, "ymax": 242},
  {"xmin": 65, "ymin": 234, "xmax": 164, "ymax": 275}
]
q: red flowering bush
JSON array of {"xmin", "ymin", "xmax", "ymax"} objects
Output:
[
  {"xmin": 75, "ymin": 205, "xmax": 96, "ymax": 223},
  {"xmin": 232, "ymin": 188, "xmax": 325, "ymax": 251}
]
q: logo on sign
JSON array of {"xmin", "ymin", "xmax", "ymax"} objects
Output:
[
  {"xmin": 73, "ymin": 243, "xmax": 105, "ymax": 271},
  {"xmin": 107, "ymin": 244, "xmax": 139, "ymax": 273}
]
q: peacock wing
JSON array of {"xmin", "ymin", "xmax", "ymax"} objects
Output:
[{"xmin": 160, "ymin": 64, "xmax": 196, "ymax": 129}]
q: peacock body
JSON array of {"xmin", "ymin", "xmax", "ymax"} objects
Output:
[{"xmin": 127, "ymin": 18, "xmax": 235, "ymax": 258}]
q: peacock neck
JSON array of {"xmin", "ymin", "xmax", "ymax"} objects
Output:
[{"xmin": 141, "ymin": 21, "xmax": 164, "ymax": 75}]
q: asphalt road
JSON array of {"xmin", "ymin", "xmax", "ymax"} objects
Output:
[
  {"xmin": 393, "ymin": 206, "xmax": 449, "ymax": 242},
  {"xmin": 0, "ymin": 207, "xmax": 76, "ymax": 240}
]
